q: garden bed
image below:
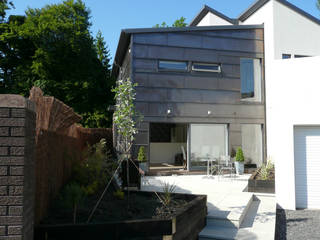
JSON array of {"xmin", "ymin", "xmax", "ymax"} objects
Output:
[
  {"xmin": 248, "ymin": 169, "xmax": 275, "ymax": 193},
  {"xmin": 35, "ymin": 191, "xmax": 207, "ymax": 240}
]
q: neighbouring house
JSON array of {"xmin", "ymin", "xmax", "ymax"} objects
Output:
[{"xmin": 112, "ymin": 0, "xmax": 320, "ymax": 210}]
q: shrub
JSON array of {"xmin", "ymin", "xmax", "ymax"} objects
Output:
[
  {"xmin": 160, "ymin": 182, "xmax": 176, "ymax": 207},
  {"xmin": 72, "ymin": 138, "xmax": 117, "ymax": 195},
  {"xmin": 113, "ymin": 189, "xmax": 125, "ymax": 200},
  {"xmin": 235, "ymin": 147, "xmax": 245, "ymax": 162},
  {"xmin": 60, "ymin": 182, "xmax": 86, "ymax": 224},
  {"xmin": 137, "ymin": 146, "xmax": 147, "ymax": 162}
]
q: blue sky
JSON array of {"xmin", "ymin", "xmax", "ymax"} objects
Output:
[{"xmin": 8, "ymin": 0, "xmax": 320, "ymax": 61}]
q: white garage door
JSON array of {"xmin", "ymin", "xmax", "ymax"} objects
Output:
[{"xmin": 294, "ymin": 127, "xmax": 320, "ymax": 209}]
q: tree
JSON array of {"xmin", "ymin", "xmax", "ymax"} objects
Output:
[
  {"xmin": 112, "ymin": 78, "xmax": 141, "ymax": 208},
  {"xmin": 0, "ymin": 0, "xmax": 114, "ymax": 128},
  {"xmin": 153, "ymin": 16, "xmax": 187, "ymax": 28},
  {"xmin": 0, "ymin": 0, "xmax": 14, "ymax": 22},
  {"xmin": 317, "ymin": 0, "xmax": 320, "ymax": 10}
]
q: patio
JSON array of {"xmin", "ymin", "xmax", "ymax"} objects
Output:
[{"xmin": 141, "ymin": 174, "xmax": 276, "ymax": 239}]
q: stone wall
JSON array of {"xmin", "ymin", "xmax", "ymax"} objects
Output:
[{"xmin": 0, "ymin": 95, "xmax": 36, "ymax": 240}]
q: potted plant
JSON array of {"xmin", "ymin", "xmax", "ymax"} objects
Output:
[
  {"xmin": 235, "ymin": 147, "xmax": 245, "ymax": 175},
  {"xmin": 138, "ymin": 146, "xmax": 148, "ymax": 172}
]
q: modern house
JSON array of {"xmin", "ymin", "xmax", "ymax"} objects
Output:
[{"xmin": 113, "ymin": 0, "xmax": 320, "ymax": 210}]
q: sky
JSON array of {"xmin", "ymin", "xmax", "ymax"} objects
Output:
[{"xmin": 7, "ymin": 0, "xmax": 320, "ymax": 61}]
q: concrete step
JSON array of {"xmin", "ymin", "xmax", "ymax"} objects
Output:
[
  {"xmin": 199, "ymin": 194, "xmax": 276, "ymax": 240},
  {"xmin": 206, "ymin": 192, "xmax": 253, "ymax": 229}
]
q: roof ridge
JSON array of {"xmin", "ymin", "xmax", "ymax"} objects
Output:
[{"xmin": 189, "ymin": 4, "xmax": 238, "ymax": 26}]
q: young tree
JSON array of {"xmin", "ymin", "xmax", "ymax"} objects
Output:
[{"xmin": 112, "ymin": 78, "xmax": 141, "ymax": 207}]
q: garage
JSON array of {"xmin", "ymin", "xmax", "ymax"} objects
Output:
[{"xmin": 294, "ymin": 126, "xmax": 320, "ymax": 209}]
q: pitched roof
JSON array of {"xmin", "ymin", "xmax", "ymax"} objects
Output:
[
  {"xmin": 191, "ymin": 0, "xmax": 320, "ymax": 26},
  {"xmin": 189, "ymin": 5, "xmax": 238, "ymax": 26},
  {"xmin": 239, "ymin": 0, "xmax": 320, "ymax": 25}
]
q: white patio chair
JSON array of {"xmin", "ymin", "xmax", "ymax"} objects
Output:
[{"xmin": 218, "ymin": 155, "xmax": 235, "ymax": 180}]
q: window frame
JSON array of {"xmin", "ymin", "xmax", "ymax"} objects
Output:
[
  {"xmin": 282, "ymin": 54, "xmax": 292, "ymax": 59},
  {"xmin": 191, "ymin": 62, "xmax": 221, "ymax": 73},
  {"xmin": 240, "ymin": 58, "xmax": 262, "ymax": 102},
  {"xmin": 158, "ymin": 60, "xmax": 188, "ymax": 72}
]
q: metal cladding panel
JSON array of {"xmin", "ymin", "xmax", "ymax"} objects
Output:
[
  {"xmin": 135, "ymin": 102, "xmax": 264, "ymax": 119},
  {"xmin": 135, "ymin": 88, "xmax": 167, "ymax": 102},
  {"xmin": 134, "ymin": 131, "xmax": 149, "ymax": 145},
  {"xmin": 133, "ymin": 33, "xmax": 168, "ymax": 45},
  {"xmin": 204, "ymin": 29, "xmax": 264, "ymax": 40},
  {"xmin": 184, "ymin": 75, "xmax": 219, "ymax": 90},
  {"xmin": 167, "ymin": 33, "xmax": 203, "ymax": 48}
]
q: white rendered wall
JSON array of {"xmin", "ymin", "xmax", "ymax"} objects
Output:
[
  {"xmin": 266, "ymin": 56, "xmax": 320, "ymax": 210},
  {"xmin": 197, "ymin": 12, "xmax": 232, "ymax": 26},
  {"xmin": 273, "ymin": 1, "xmax": 320, "ymax": 59}
]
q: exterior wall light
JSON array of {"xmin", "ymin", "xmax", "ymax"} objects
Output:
[
  {"xmin": 208, "ymin": 110, "xmax": 212, "ymax": 115},
  {"xmin": 167, "ymin": 109, "xmax": 172, "ymax": 115}
]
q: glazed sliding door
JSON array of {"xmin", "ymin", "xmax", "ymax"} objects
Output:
[{"xmin": 189, "ymin": 124, "xmax": 228, "ymax": 170}]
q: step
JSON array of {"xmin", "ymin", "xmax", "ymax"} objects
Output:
[
  {"xmin": 199, "ymin": 194, "xmax": 276, "ymax": 240},
  {"xmin": 199, "ymin": 226, "xmax": 238, "ymax": 240},
  {"xmin": 206, "ymin": 192, "xmax": 253, "ymax": 229}
]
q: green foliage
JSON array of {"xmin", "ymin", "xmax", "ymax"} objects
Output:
[
  {"xmin": 172, "ymin": 17, "xmax": 187, "ymax": 27},
  {"xmin": 112, "ymin": 78, "xmax": 141, "ymax": 155},
  {"xmin": 60, "ymin": 182, "xmax": 86, "ymax": 223},
  {"xmin": 0, "ymin": 0, "xmax": 13, "ymax": 22},
  {"xmin": 159, "ymin": 182, "xmax": 176, "ymax": 207},
  {"xmin": 235, "ymin": 147, "xmax": 245, "ymax": 162},
  {"xmin": 0, "ymin": 0, "xmax": 114, "ymax": 127},
  {"xmin": 153, "ymin": 16, "xmax": 187, "ymax": 28},
  {"xmin": 113, "ymin": 189, "xmax": 124, "ymax": 200},
  {"xmin": 317, "ymin": 0, "xmax": 320, "ymax": 10},
  {"xmin": 72, "ymin": 139, "xmax": 116, "ymax": 195},
  {"xmin": 137, "ymin": 146, "xmax": 147, "ymax": 162},
  {"xmin": 258, "ymin": 161, "xmax": 274, "ymax": 180}
]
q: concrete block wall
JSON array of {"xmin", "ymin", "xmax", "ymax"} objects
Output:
[{"xmin": 0, "ymin": 95, "xmax": 36, "ymax": 240}]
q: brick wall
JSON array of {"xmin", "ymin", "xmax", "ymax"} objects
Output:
[
  {"xmin": 0, "ymin": 89, "xmax": 114, "ymax": 238},
  {"xmin": 0, "ymin": 95, "xmax": 36, "ymax": 240}
]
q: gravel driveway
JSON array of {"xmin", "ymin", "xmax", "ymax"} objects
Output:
[{"xmin": 275, "ymin": 208, "xmax": 320, "ymax": 240}]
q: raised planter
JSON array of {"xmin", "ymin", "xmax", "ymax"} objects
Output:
[
  {"xmin": 248, "ymin": 170, "xmax": 275, "ymax": 193},
  {"xmin": 35, "ymin": 191, "xmax": 207, "ymax": 240},
  {"xmin": 244, "ymin": 163, "xmax": 257, "ymax": 174}
]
